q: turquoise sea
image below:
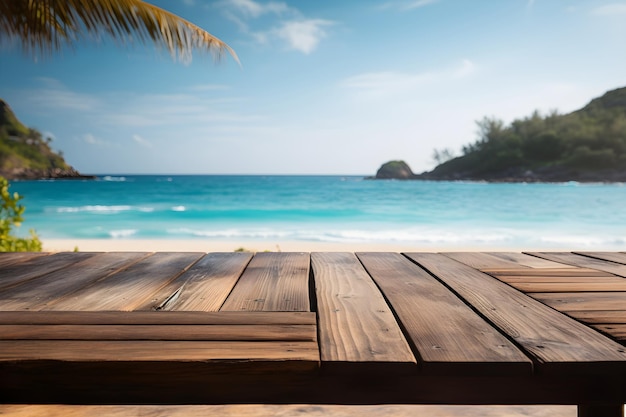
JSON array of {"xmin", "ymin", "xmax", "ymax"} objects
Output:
[{"xmin": 9, "ymin": 175, "xmax": 626, "ymax": 249}]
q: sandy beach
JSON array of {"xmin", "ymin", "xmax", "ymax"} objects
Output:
[{"xmin": 41, "ymin": 238, "xmax": 576, "ymax": 253}]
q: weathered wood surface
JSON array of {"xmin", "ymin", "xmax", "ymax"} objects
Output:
[
  {"xmin": 485, "ymin": 252, "xmax": 576, "ymax": 268},
  {"xmin": 0, "ymin": 252, "xmax": 96, "ymax": 291},
  {"xmin": 357, "ymin": 252, "xmax": 531, "ymax": 375},
  {"xmin": 406, "ymin": 253, "xmax": 626, "ymax": 374},
  {"xmin": 2, "ymin": 251, "xmax": 626, "ymax": 411},
  {"xmin": 0, "ymin": 252, "xmax": 149, "ymax": 310},
  {"xmin": 311, "ymin": 252, "xmax": 415, "ymax": 373},
  {"xmin": 0, "ymin": 404, "xmax": 578, "ymax": 417},
  {"xmin": 46, "ymin": 252, "xmax": 204, "ymax": 311},
  {"xmin": 135, "ymin": 252, "xmax": 253, "ymax": 311},
  {"xmin": 527, "ymin": 252, "xmax": 626, "ymax": 277},
  {"xmin": 220, "ymin": 252, "xmax": 310, "ymax": 312}
]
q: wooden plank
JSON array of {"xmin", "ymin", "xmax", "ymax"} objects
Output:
[
  {"xmin": 566, "ymin": 310, "xmax": 626, "ymax": 324},
  {"xmin": 532, "ymin": 292, "xmax": 626, "ymax": 312},
  {"xmin": 0, "ymin": 252, "xmax": 149, "ymax": 311},
  {"xmin": 575, "ymin": 252, "xmax": 626, "ymax": 266},
  {"xmin": 0, "ymin": 252, "xmax": 96, "ymax": 291},
  {"xmin": 0, "ymin": 252, "xmax": 48, "ymax": 268},
  {"xmin": 135, "ymin": 252, "xmax": 252, "ymax": 311},
  {"xmin": 220, "ymin": 252, "xmax": 310, "ymax": 312},
  {"xmin": 0, "ymin": 324, "xmax": 316, "ymax": 342},
  {"xmin": 406, "ymin": 253, "xmax": 626, "ymax": 374},
  {"xmin": 442, "ymin": 252, "xmax": 531, "ymax": 270},
  {"xmin": 495, "ymin": 276, "xmax": 618, "ymax": 283},
  {"xmin": 485, "ymin": 252, "xmax": 576, "ymax": 268},
  {"xmin": 593, "ymin": 324, "xmax": 626, "ymax": 341},
  {"xmin": 499, "ymin": 278, "xmax": 626, "ymax": 293},
  {"xmin": 357, "ymin": 252, "xmax": 531, "ymax": 375},
  {"xmin": 0, "ymin": 340, "xmax": 319, "ymax": 364},
  {"xmin": 0, "ymin": 311, "xmax": 317, "ymax": 325},
  {"xmin": 311, "ymin": 252, "xmax": 416, "ymax": 374},
  {"xmin": 512, "ymin": 282, "xmax": 626, "ymax": 293},
  {"xmin": 526, "ymin": 252, "xmax": 626, "ymax": 277},
  {"xmin": 46, "ymin": 253, "xmax": 204, "ymax": 311},
  {"xmin": 482, "ymin": 268, "xmax": 609, "ymax": 277},
  {"xmin": 0, "ymin": 404, "xmax": 588, "ymax": 417}
]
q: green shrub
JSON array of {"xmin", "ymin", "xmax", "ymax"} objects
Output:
[{"xmin": 0, "ymin": 176, "xmax": 42, "ymax": 252}]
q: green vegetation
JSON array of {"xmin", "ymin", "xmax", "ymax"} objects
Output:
[
  {"xmin": 0, "ymin": 99, "xmax": 72, "ymax": 178},
  {"xmin": 426, "ymin": 87, "xmax": 626, "ymax": 181},
  {"xmin": 0, "ymin": 177, "xmax": 41, "ymax": 252}
]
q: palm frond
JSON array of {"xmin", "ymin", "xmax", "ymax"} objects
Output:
[{"xmin": 0, "ymin": 0, "xmax": 238, "ymax": 64}]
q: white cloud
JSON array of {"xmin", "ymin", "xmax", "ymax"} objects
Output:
[
  {"xmin": 274, "ymin": 20, "xmax": 334, "ymax": 54},
  {"xmin": 82, "ymin": 133, "xmax": 110, "ymax": 146},
  {"xmin": 379, "ymin": 0, "xmax": 439, "ymax": 11},
  {"xmin": 342, "ymin": 59, "xmax": 477, "ymax": 98},
  {"xmin": 221, "ymin": 0, "xmax": 290, "ymax": 18},
  {"xmin": 188, "ymin": 84, "xmax": 230, "ymax": 92},
  {"xmin": 219, "ymin": 0, "xmax": 333, "ymax": 54},
  {"xmin": 404, "ymin": 0, "xmax": 439, "ymax": 10},
  {"xmin": 132, "ymin": 134, "xmax": 153, "ymax": 148},
  {"xmin": 29, "ymin": 77, "xmax": 100, "ymax": 111},
  {"xmin": 591, "ymin": 3, "xmax": 626, "ymax": 15},
  {"xmin": 453, "ymin": 59, "xmax": 476, "ymax": 79}
]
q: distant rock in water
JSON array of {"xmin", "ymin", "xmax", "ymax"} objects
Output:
[{"xmin": 374, "ymin": 160, "xmax": 416, "ymax": 179}]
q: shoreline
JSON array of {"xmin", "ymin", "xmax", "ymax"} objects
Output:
[{"xmin": 42, "ymin": 238, "xmax": 582, "ymax": 253}]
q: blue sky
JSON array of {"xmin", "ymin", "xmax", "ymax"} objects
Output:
[{"xmin": 1, "ymin": 0, "xmax": 625, "ymax": 175}]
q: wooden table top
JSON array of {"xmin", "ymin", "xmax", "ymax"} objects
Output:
[{"xmin": 1, "ymin": 251, "xmax": 626, "ymax": 409}]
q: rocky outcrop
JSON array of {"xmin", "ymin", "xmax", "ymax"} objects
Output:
[
  {"xmin": 0, "ymin": 166, "xmax": 95, "ymax": 181},
  {"xmin": 0, "ymin": 99, "xmax": 95, "ymax": 181},
  {"xmin": 373, "ymin": 160, "xmax": 417, "ymax": 179}
]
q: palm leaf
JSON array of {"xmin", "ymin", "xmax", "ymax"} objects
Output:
[{"xmin": 0, "ymin": 0, "xmax": 238, "ymax": 63}]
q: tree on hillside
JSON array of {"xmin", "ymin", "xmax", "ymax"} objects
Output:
[{"xmin": 0, "ymin": 0, "xmax": 238, "ymax": 64}]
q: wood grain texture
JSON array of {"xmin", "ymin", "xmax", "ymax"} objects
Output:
[
  {"xmin": 485, "ymin": 252, "xmax": 576, "ymax": 268},
  {"xmin": 357, "ymin": 252, "xmax": 531, "ymax": 375},
  {"xmin": 0, "ymin": 311, "xmax": 317, "ymax": 325},
  {"xmin": 574, "ymin": 252, "xmax": 626, "ymax": 266},
  {"xmin": 0, "ymin": 252, "xmax": 149, "ymax": 311},
  {"xmin": 406, "ymin": 253, "xmax": 626, "ymax": 374},
  {"xmin": 565, "ymin": 310, "xmax": 626, "ymax": 324},
  {"xmin": 0, "ymin": 324, "xmax": 316, "ymax": 342},
  {"xmin": 442, "ymin": 252, "xmax": 531, "ymax": 270},
  {"xmin": 135, "ymin": 252, "xmax": 253, "ymax": 311},
  {"xmin": 482, "ymin": 268, "xmax": 609, "ymax": 277},
  {"xmin": 0, "ymin": 340, "xmax": 319, "ymax": 363},
  {"xmin": 45, "ymin": 253, "xmax": 204, "ymax": 311},
  {"xmin": 311, "ymin": 252, "xmax": 416, "ymax": 373},
  {"xmin": 0, "ymin": 404, "xmax": 582, "ymax": 417},
  {"xmin": 592, "ymin": 324, "xmax": 626, "ymax": 341},
  {"xmin": 531, "ymin": 292, "xmax": 626, "ymax": 312},
  {"xmin": 495, "ymin": 276, "xmax": 626, "ymax": 293},
  {"xmin": 220, "ymin": 252, "xmax": 310, "ymax": 312},
  {"xmin": 0, "ymin": 252, "xmax": 48, "ymax": 268},
  {"xmin": 0, "ymin": 252, "xmax": 96, "ymax": 291},
  {"xmin": 526, "ymin": 252, "xmax": 626, "ymax": 277}
]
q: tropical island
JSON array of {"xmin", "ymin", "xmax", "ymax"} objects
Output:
[
  {"xmin": 374, "ymin": 86, "xmax": 626, "ymax": 182},
  {"xmin": 0, "ymin": 99, "xmax": 93, "ymax": 180}
]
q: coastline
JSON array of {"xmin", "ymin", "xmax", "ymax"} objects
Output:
[{"xmin": 41, "ymin": 238, "xmax": 576, "ymax": 253}]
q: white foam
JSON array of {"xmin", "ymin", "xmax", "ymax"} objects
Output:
[{"xmin": 109, "ymin": 229, "xmax": 137, "ymax": 238}]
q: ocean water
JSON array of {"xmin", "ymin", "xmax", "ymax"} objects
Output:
[{"xmin": 9, "ymin": 175, "xmax": 626, "ymax": 249}]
